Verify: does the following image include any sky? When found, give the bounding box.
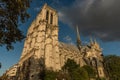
[0,0,120,76]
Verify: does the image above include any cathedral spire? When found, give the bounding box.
[94,38,97,44]
[76,25,81,50]
[76,26,81,42]
[90,36,93,44]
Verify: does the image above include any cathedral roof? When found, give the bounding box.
[59,42,80,54]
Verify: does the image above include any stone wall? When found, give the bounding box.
[59,42,86,67]
[15,57,44,80]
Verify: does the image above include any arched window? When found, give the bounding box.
[50,13,53,24]
[46,10,49,23]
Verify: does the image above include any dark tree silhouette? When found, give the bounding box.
[104,55,120,80]
[0,0,31,50]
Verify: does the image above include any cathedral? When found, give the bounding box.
[5,3,105,79]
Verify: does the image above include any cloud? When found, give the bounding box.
[58,0,120,41]
[63,35,72,42]
[63,35,74,45]
[34,7,41,12]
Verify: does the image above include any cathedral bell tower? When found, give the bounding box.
[19,3,60,70]
[42,3,60,70]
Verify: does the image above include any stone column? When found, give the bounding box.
[55,13,58,26]
[51,27,60,70]
[45,38,53,69]
[42,8,46,20]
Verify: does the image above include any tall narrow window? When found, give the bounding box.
[46,10,49,23]
[50,13,53,24]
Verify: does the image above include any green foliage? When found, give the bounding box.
[62,58,79,72]
[104,55,120,80]
[62,59,89,80]
[0,0,31,50]
[44,70,57,80]
[56,71,70,80]
[82,65,96,78]
[73,67,89,80]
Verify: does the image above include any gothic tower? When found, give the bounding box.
[19,3,60,70]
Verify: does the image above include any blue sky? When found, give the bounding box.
[0,0,120,76]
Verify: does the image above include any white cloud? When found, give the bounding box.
[64,35,72,41]
[63,35,75,45]
[34,7,41,12]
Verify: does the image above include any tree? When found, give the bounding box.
[62,58,79,72]
[73,67,89,80]
[82,65,96,79]
[104,55,120,80]
[44,70,57,80]
[56,71,70,80]
[0,0,31,50]
[62,59,89,80]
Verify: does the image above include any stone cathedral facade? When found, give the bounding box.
[19,3,60,70]
[5,4,106,79]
